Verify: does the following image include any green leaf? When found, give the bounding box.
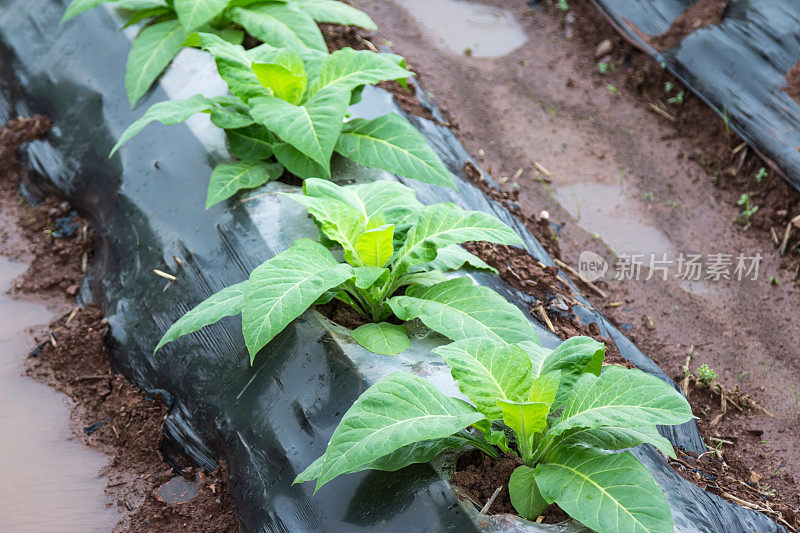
[310,48,411,95]
[242,239,354,362]
[351,322,410,356]
[356,224,394,267]
[497,399,550,437]
[414,244,496,274]
[550,366,694,437]
[559,426,676,459]
[336,114,455,188]
[209,105,256,129]
[394,203,522,271]
[433,338,531,419]
[302,178,422,228]
[273,142,331,179]
[197,33,273,102]
[125,19,187,107]
[283,194,366,263]
[292,0,377,29]
[536,447,673,533]
[251,48,307,105]
[228,4,326,52]
[298,372,485,491]
[123,6,172,29]
[110,95,215,156]
[249,87,349,168]
[395,270,449,289]
[173,0,227,31]
[226,125,275,160]
[388,278,538,344]
[295,436,462,485]
[206,161,284,208]
[154,281,248,352]
[353,266,388,289]
[527,336,605,409]
[61,0,106,23]
[509,465,548,520]
[528,371,560,405]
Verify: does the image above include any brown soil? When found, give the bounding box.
[784,60,800,106]
[317,298,373,329]
[648,0,728,51]
[360,0,800,527]
[451,449,569,523]
[0,117,239,531]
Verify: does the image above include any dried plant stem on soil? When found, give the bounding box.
[0,117,238,532]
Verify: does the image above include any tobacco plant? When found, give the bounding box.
[62,0,377,106]
[296,336,695,533]
[110,34,455,207]
[155,178,537,358]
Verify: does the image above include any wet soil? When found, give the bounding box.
[784,60,800,107]
[648,0,728,51]
[360,0,800,527]
[0,117,238,531]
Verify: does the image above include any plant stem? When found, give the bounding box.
[459,431,499,459]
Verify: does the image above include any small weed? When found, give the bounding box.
[667,200,678,208]
[755,167,767,183]
[737,193,758,228]
[643,192,655,201]
[664,81,674,93]
[711,171,719,183]
[769,276,779,286]
[738,370,748,380]
[606,84,618,94]
[556,0,570,11]
[789,385,800,407]
[696,364,718,385]
[597,61,610,74]
[667,91,685,105]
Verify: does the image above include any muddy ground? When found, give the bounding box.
[359,0,800,526]
[0,117,238,531]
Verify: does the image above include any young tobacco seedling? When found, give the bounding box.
[155,179,538,359]
[737,192,758,228]
[111,34,455,207]
[696,363,717,384]
[296,336,694,533]
[61,0,377,106]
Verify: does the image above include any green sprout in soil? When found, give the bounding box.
[737,192,758,228]
[664,81,674,93]
[667,200,678,208]
[770,276,779,286]
[606,84,618,94]
[557,0,570,11]
[643,192,655,201]
[667,90,685,105]
[696,364,718,385]
[597,61,610,74]
[712,171,719,183]
[755,167,768,183]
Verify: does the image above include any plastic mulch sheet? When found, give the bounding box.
[590,0,800,190]
[0,1,784,531]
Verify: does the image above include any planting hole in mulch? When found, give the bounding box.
[648,0,728,51]
[784,60,800,107]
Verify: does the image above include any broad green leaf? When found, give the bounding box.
[206,161,284,208]
[536,447,673,533]
[124,7,172,29]
[310,48,411,95]
[395,270,449,288]
[550,366,694,437]
[197,33,272,102]
[249,87,349,168]
[61,0,106,23]
[125,19,187,106]
[351,322,410,356]
[242,239,353,361]
[198,31,253,65]
[414,244,496,274]
[173,0,227,31]
[528,371,560,405]
[509,466,548,520]
[394,203,522,270]
[497,399,550,438]
[283,194,365,263]
[154,281,248,352]
[251,49,307,105]
[226,125,275,160]
[353,266,388,289]
[336,114,455,188]
[472,419,512,453]
[559,426,676,459]
[302,372,485,491]
[302,178,422,228]
[295,436,462,485]
[527,336,605,409]
[209,105,255,129]
[388,277,539,344]
[229,4,326,52]
[356,224,394,267]
[433,338,531,419]
[116,0,167,8]
[110,95,215,156]
[273,142,331,178]
[293,0,377,29]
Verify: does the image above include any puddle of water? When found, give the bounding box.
[400,0,528,58]
[554,181,675,259]
[0,258,116,532]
